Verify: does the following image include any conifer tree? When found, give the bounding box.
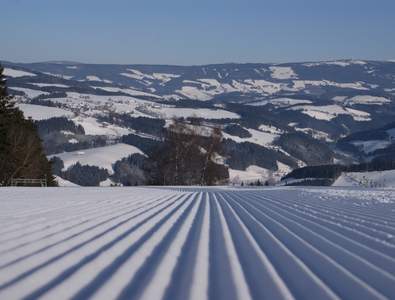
[0,65,12,161]
[0,65,56,186]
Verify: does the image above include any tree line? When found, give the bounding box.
[283,156,395,186]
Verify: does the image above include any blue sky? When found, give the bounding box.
[2,0,395,65]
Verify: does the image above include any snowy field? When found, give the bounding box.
[0,187,395,300]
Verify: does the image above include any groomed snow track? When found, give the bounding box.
[0,187,395,300]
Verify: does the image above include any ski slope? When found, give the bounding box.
[0,187,394,300]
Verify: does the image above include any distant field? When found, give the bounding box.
[0,187,394,300]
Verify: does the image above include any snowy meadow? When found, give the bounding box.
[0,187,395,300]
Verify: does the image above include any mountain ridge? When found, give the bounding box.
[4,58,393,67]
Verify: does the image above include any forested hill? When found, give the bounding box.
[2,59,395,185]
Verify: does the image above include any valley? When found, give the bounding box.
[3,60,395,186]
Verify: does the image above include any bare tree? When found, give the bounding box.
[156,118,228,186]
[200,126,223,185]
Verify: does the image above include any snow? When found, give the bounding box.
[47,92,156,118]
[291,125,333,142]
[100,178,115,187]
[303,60,368,67]
[31,83,70,88]
[332,96,348,102]
[197,78,222,86]
[292,80,369,91]
[0,187,394,299]
[269,66,298,80]
[162,94,184,101]
[176,86,213,101]
[258,124,284,135]
[17,104,74,120]
[125,69,151,79]
[276,161,292,178]
[54,175,79,187]
[289,104,371,121]
[92,86,160,98]
[229,167,268,183]
[42,91,238,121]
[3,68,36,78]
[152,73,180,83]
[176,79,239,100]
[68,138,78,144]
[324,61,353,67]
[121,69,179,83]
[73,117,132,136]
[301,187,395,204]
[249,98,312,107]
[153,107,240,120]
[49,143,144,173]
[345,95,391,106]
[224,128,279,147]
[9,87,49,99]
[239,80,283,95]
[139,195,202,300]
[229,162,291,184]
[177,79,285,100]
[43,72,73,80]
[190,195,210,300]
[333,170,395,188]
[61,130,75,136]
[85,76,111,83]
[179,79,238,99]
[213,194,252,300]
[120,72,144,80]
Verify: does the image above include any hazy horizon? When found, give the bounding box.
[2,0,395,65]
[3,58,395,67]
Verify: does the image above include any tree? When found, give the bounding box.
[157,119,200,185]
[62,163,108,186]
[200,126,223,185]
[155,119,229,185]
[112,153,159,186]
[0,65,14,158]
[0,65,56,186]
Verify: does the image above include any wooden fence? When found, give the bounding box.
[10,178,47,187]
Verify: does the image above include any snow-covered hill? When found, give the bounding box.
[0,187,394,299]
[2,59,395,185]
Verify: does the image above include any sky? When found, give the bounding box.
[2,0,395,65]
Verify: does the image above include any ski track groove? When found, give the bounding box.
[0,187,394,300]
[0,194,169,254]
[0,193,176,271]
[244,193,395,276]
[0,190,129,235]
[262,192,395,235]
[266,193,395,230]
[0,193,184,297]
[230,192,392,299]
